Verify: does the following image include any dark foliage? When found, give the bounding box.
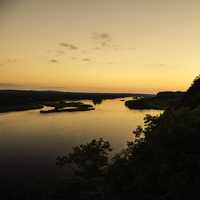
[56,138,112,199]
[56,138,112,177]
[125,91,184,110]
[57,75,200,200]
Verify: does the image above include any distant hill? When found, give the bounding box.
[125,91,185,110]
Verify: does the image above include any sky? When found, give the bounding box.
[0,0,200,93]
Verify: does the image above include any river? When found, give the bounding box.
[0,98,162,179]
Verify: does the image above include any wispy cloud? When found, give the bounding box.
[92,32,112,48]
[8,58,17,62]
[49,59,59,63]
[92,33,111,41]
[82,58,91,62]
[59,43,79,50]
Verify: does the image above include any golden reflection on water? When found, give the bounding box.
[0,98,162,170]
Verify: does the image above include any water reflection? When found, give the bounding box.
[0,98,162,177]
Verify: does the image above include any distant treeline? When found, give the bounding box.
[0,90,152,113]
[125,91,185,110]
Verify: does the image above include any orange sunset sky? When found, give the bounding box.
[0,0,200,93]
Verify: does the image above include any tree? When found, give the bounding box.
[56,138,112,178]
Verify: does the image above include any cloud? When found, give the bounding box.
[92,33,135,51]
[92,32,111,41]
[8,58,17,62]
[82,58,91,62]
[49,59,58,63]
[92,32,112,48]
[94,47,102,50]
[59,43,79,50]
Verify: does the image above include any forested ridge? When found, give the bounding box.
[56,75,200,200]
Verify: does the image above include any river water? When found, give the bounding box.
[0,98,161,179]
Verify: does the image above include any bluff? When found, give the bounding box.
[108,75,200,200]
[125,91,184,110]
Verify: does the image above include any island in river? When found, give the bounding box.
[40,101,95,113]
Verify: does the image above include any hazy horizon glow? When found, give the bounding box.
[0,0,200,93]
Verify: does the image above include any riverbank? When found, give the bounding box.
[125,91,185,110]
